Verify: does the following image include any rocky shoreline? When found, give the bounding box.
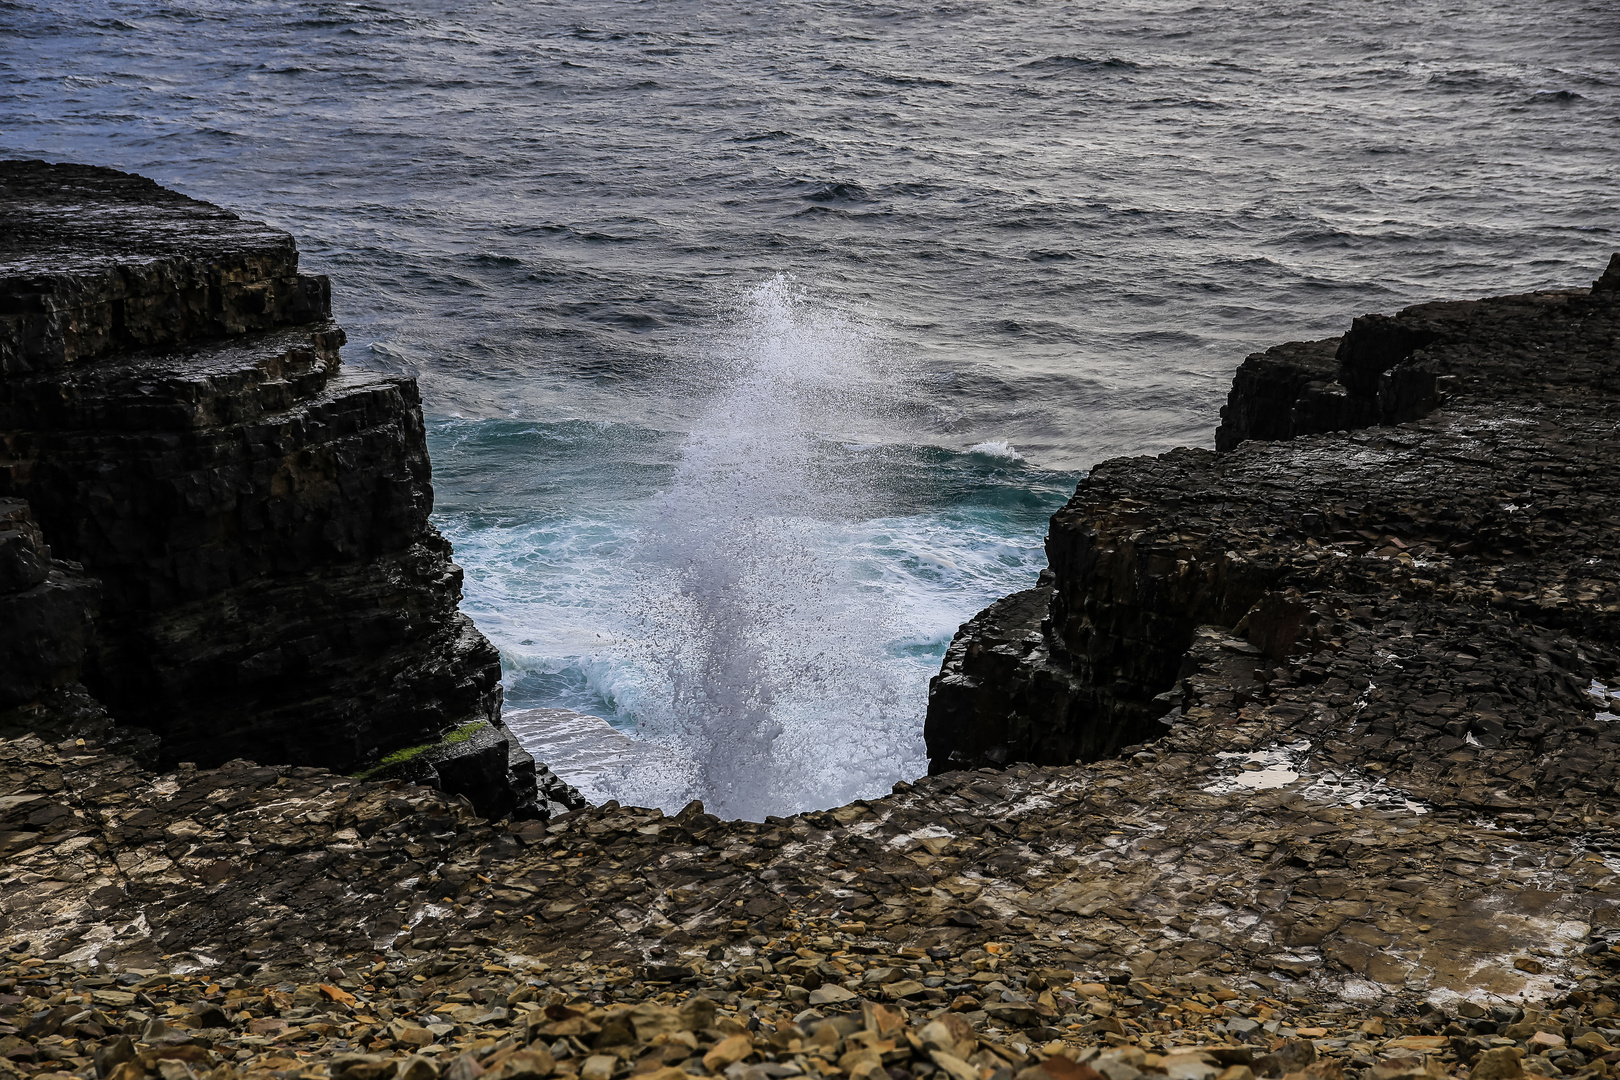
[4,163,1620,1080]
[7,945,1620,1080]
[8,725,1620,1080]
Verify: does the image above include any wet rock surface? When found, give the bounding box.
[0,161,539,815]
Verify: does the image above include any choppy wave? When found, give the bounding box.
[10,0,1615,474]
[1018,54,1142,72]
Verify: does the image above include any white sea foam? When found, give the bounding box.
[968,440,1025,461]
[431,282,1069,820]
[503,707,686,805]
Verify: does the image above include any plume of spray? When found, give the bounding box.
[619,276,922,820]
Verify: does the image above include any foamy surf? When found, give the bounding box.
[968,439,1025,461]
[503,707,690,807]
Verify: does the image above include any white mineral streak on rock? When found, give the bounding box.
[1202,738,1430,814]
[1591,679,1620,722]
[409,903,453,930]
[886,823,953,850]
[1202,740,1309,792]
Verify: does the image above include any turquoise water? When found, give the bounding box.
[431,419,1070,714]
[428,281,1080,817]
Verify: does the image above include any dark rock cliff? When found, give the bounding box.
[0,498,98,716]
[926,255,1620,796]
[0,161,582,820]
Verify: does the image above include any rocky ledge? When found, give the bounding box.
[11,711,1620,1009]
[927,256,1620,800]
[0,161,582,819]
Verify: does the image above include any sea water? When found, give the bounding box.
[430,277,1076,816]
[6,0,1617,816]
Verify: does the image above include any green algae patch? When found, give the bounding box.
[355,720,490,781]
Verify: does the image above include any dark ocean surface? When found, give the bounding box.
[5,0,1617,815]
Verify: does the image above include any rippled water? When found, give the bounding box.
[6,0,1617,814]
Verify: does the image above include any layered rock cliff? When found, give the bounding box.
[926,256,1620,807]
[0,161,582,819]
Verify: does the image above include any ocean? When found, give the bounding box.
[5,0,1616,817]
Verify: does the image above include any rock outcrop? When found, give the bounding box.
[926,259,1620,791]
[0,161,579,819]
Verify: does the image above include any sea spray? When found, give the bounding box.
[620,276,919,819]
[426,301,1074,818]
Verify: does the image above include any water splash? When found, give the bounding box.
[968,440,1025,462]
[619,276,919,819]
[426,292,1074,819]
